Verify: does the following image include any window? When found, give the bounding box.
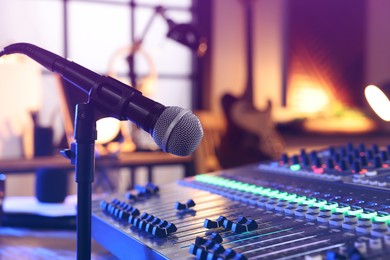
[1,0,206,145]
[0,0,199,111]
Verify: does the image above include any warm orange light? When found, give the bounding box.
[303,115,376,134]
[364,84,390,121]
[290,84,330,114]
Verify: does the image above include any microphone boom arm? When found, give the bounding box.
[0,43,165,133]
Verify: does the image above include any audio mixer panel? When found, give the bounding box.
[92,143,390,259]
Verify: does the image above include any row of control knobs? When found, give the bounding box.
[204,216,258,233]
[100,198,140,220]
[327,235,390,259]
[100,198,177,237]
[189,234,247,260]
[280,143,390,172]
[126,182,159,200]
[129,212,177,237]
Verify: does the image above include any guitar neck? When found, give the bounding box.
[242,0,255,104]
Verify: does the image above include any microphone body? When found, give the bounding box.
[1,43,203,156]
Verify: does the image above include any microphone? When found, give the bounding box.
[0,43,203,156]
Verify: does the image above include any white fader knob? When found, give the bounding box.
[354,239,367,254]
[384,234,390,246]
[369,237,382,251]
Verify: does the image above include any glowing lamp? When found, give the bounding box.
[364,84,390,121]
[95,117,121,144]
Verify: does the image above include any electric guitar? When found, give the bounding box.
[217,0,285,169]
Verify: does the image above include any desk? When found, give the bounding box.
[0,152,193,189]
[0,227,117,259]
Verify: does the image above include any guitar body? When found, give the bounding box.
[218,94,273,169]
[217,0,285,169]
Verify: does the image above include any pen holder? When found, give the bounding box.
[33,126,53,157]
[33,127,68,203]
[35,168,68,203]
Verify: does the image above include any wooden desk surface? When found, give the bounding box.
[0,152,192,174]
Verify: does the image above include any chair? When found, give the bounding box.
[193,111,226,174]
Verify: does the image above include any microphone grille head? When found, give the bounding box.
[152,107,203,156]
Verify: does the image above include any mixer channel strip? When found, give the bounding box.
[92,143,390,259]
[260,143,390,190]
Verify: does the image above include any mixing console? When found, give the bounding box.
[92,143,390,259]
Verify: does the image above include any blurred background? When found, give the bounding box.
[1,0,390,199]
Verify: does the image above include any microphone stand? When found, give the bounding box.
[62,102,97,260]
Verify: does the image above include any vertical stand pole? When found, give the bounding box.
[73,103,96,260]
